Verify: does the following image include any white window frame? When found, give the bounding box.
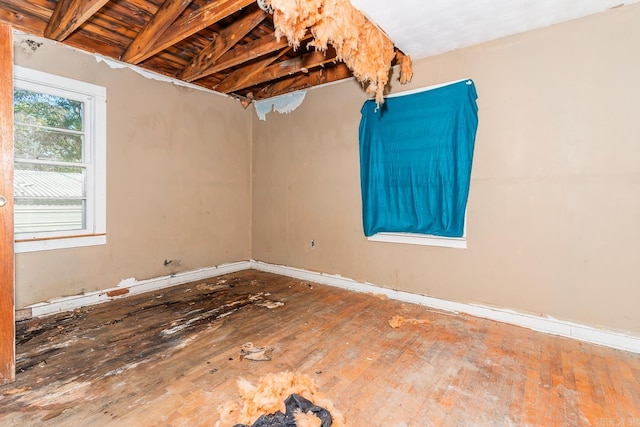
[13,66,106,253]
[367,214,467,249]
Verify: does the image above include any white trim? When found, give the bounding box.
[20,259,640,354]
[13,66,107,252]
[250,261,640,354]
[13,65,106,98]
[368,232,467,249]
[26,261,251,317]
[15,234,106,253]
[385,78,470,99]
[367,209,468,249]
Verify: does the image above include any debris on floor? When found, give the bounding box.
[240,343,274,361]
[294,406,324,427]
[256,300,285,309]
[250,292,285,309]
[196,283,228,292]
[235,394,330,427]
[216,371,346,427]
[388,315,430,329]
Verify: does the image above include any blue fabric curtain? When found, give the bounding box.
[359,80,478,238]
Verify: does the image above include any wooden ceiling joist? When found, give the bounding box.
[178,7,267,82]
[202,32,313,78]
[131,0,255,64]
[214,46,291,94]
[251,62,353,101]
[44,0,111,41]
[216,48,338,94]
[254,63,352,100]
[0,0,405,104]
[121,0,192,63]
[0,0,51,35]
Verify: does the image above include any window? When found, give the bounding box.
[13,66,106,253]
[359,79,478,249]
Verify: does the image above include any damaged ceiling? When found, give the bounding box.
[0,0,638,105]
[1,0,406,104]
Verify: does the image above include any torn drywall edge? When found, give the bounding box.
[11,30,228,99]
[249,260,640,354]
[254,90,306,120]
[26,261,251,318]
[13,30,357,104]
[93,55,229,98]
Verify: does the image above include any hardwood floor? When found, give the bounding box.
[0,270,638,426]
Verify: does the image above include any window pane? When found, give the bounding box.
[14,164,86,233]
[14,124,83,162]
[15,199,85,233]
[14,89,83,131]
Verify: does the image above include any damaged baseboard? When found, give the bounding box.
[19,259,640,354]
[24,261,252,319]
[250,260,640,354]
[15,308,33,322]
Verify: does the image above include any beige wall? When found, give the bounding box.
[251,5,640,334]
[11,5,640,335]
[13,37,252,307]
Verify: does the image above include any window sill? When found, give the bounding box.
[367,232,467,249]
[15,234,106,253]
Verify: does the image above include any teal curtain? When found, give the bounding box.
[359,80,478,238]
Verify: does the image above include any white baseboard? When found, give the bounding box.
[250,260,640,354]
[26,261,252,318]
[22,259,640,354]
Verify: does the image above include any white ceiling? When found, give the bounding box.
[350,0,640,60]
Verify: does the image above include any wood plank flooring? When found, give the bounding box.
[0,270,639,426]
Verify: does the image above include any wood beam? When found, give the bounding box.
[131,0,255,64]
[121,0,193,63]
[217,48,338,94]
[252,63,352,100]
[178,8,266,82]
[0,22,15,385]
[0,0,50,35]
[204,32,313,76]
[213,47,291,94]
[44,0,110,41]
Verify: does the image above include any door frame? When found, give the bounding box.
[0,23,15,384]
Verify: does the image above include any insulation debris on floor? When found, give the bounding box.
[216,371,346,427]
[265,0,413,103]
[388,315,430,328]
[2,270,638,426]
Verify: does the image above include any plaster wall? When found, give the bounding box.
[251,5,640,334]
[14,37,252,307]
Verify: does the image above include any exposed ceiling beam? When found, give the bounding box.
[121,0,192,63]
[131,0,255,64]
[253,63,352,100]
[214,47,292,94]
[178,7,266,82]
[204,32,313,77]
[218,48,338,94]
[0,0,49,35]
[44,0,110,41]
